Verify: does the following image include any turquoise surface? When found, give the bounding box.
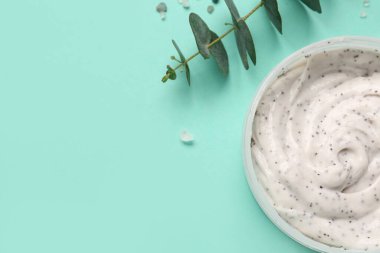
[0,0,378,252]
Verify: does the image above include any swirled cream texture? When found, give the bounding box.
[252,48,380,250]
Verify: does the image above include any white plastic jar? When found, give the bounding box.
[243,36,380,253]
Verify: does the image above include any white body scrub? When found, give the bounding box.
[252,48,380,250]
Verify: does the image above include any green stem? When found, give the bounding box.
[162,0,264,81]
[174,51,200,71]
[242,0,264,21]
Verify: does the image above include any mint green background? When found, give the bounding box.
[0,1,378,252]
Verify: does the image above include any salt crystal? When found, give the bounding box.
[207,5,214,14]
[180,131,194,144]
[178,0,190,9]
[156,2,167,12]
[363,0,370,7]
[159,12,166,20]
[182,0,190,9]
[360,11,367,18]
[156,2,167,20]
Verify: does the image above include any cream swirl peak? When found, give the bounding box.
[252,48,380,250]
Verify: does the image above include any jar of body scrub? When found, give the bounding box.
[244,36,380,253]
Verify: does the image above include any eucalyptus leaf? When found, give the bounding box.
[224,0,247,69]
[224,0,240,22]
[263,0,282,34]
[224,0,256,69]
[209,31,229,75]
[237,20,256,65]
[166,65,176,80]
[189,13,211,59]
[172,40,190,85]
[299,0,322,13]
[184,63,190,85]
[234,27,249,69]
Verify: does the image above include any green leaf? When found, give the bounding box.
[224,0,247,69]
[188,12,230,77]
[224,0,240,21]
[299,0,322,13]
[161,75,169,83]
[162,65,176,83]
[189,13,211,59]
[224,0,256,69]
[263,0,282,34]
[166,65,176,80]
[209,31,229,75]
[172,40,190,85]
[233,25,248,69]
[237,20,256,66]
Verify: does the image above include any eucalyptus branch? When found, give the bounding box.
[162,1,263,83]
[242,0,265,21]
[161,0,322,85]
